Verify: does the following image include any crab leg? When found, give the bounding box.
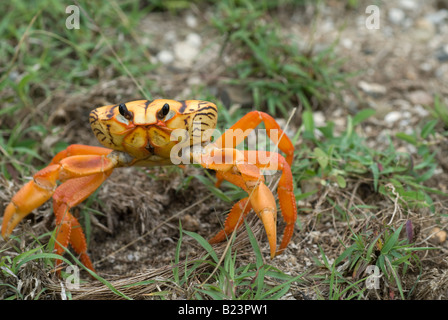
[52,172,114,271]
[211,151,296,256]
[2,145,115,271]
[49,144,112,164]
[213,111,295,166]
[244,151,297,255]
[198,149,278,258]
[208,197,252,244]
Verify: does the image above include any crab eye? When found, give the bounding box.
[157,103,170,119]
[118,103,133,120]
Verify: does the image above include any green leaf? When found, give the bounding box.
[366,233,383,263]
[313,147,328,169]
[336,175,346,188]
[183,230,219,264]
[381,224,404,255]
[370,163,380,192]
[244,220,263,268]
[334,245,356,265]
[420,119,438,139]
[396,132,417,145]
[352,108,375,126]
[302,110,315,139]
[173,221,183,284]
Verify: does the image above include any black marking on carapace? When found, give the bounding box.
[89,110,99,125]
[197,106,218,114]
[192,114,214,128]
[197,101,212,109]
[195,112,216,120]
[104,123,116,146]
[105,105,118,120]
[143,100,153,116]
[183,115,191,127]
[178,100,188,113]
[93,128,107,142]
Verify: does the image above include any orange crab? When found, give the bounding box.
[1,99,296,272]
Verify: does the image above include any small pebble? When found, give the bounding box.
[358,81,387,97]
[384,111,402,123]
[157,50,174,65]
[431,227,447,244]
[388,8,406,25]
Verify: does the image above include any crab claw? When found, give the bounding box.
[2,166,60,239]
[250,183,277,259]
[258,210,277,259]
[2,147,115,273]
[2,189,46,239]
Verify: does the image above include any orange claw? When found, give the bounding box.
[1,145,115,272]
[245,151,297,256]
[199,110,297,258]
[206,159,279,258]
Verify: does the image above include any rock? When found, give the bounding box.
[313,111,326,127]
[414,104,430,117]
[436,44,448,62]
[414,18,436,40]
[384,111,402,124]
[181,214,200,232]
[341,38,353,50]
[399,0,419,10]
[186,33,202,47]
[407,90,434,106]
[419,61,434,72]
[392,99,412,111]
[174,33,202,67]
[164,30,177,44]
[425,9,448,25]
[358,81,387,97]
[435,64,448,80]
[157,50,174,65]
[388,8,406,25]
[185,14,198,28]
[431,227,447,244]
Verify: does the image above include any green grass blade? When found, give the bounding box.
[244,220,263,268]
[183,230,219,264]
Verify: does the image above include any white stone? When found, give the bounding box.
[399,0,418,10]
[425,9,448,25]
[414,105,430,117]
[388,8,406,25]
[341,38,353,49]
[185,14,198,28]
[157,50,174,65]
[174,41,199,66]
[358,81,387,96]
[384,111,402,123]
[313,111,326,127]
[186,33,202,47]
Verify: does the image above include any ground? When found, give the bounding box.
[0,0,447,300]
